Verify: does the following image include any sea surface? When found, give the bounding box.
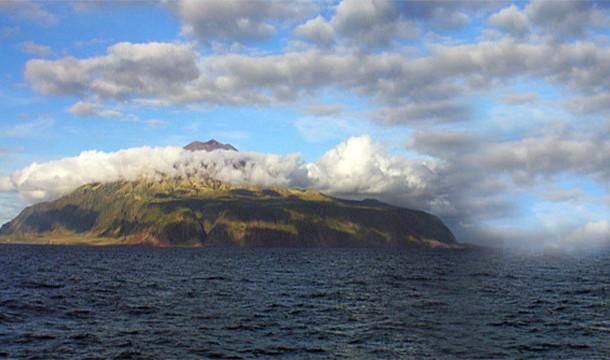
[0,245,609,359]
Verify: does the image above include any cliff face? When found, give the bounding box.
[0,177,458,247]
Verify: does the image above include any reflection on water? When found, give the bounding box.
[0,245,609,359]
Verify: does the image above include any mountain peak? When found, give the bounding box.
[184,139,238,152]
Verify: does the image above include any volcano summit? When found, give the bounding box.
[0,141,458,248]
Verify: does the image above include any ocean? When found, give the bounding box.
[0,245,609,359]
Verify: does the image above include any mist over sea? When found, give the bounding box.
[1,245,609,359]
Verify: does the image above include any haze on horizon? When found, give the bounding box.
[0,0,609,250]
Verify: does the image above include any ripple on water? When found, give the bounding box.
[0,245,608,359]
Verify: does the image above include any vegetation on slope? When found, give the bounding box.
[0,177,458,247]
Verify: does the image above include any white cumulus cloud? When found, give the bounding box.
[2,136,434,210]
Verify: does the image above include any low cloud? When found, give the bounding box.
[560,220,610,250]
[306,136,435,206]
[406,126,610,249]
[1,135,607,250]
[0,177,14,192]
[2,136,433,209]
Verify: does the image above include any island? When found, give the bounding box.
[0,141,459,248]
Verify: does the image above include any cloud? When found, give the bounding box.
[0,177,14,192]
[19,41,52,56]
[2,134,608,250]
[25,42,199,99]
[169,0,316,44]
[406,130,480,158]
[565,93,610,115]
[306,136,434,204]
[487,4,529,36]
[67,101,121,118]
[395,1,486,28]
[560,220,610,250]
[329,0,416,48]
[71,0,150,12]
[404,125,610,247]
[370,100,471,125]
[66,103,167,128]
[542,188,582,202]
[488,1,610,38]
[500,92,539,105]
[24,38,610,123]
[1,136,434,211]
[0,0,57,26]
[294,15,335,47]
[409,128,610,184]
[295,0,499,48]
[525,0,610,37]
[302,103,344,116]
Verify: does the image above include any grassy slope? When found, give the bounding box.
[0,177,459,247]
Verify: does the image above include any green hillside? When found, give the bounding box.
[0,177,458,247]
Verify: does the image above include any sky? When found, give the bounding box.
[0,0,609,250]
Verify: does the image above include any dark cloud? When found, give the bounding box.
[370,101,471,125]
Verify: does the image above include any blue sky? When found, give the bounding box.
[1,0,610,249]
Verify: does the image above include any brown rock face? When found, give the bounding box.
[184,140,238,152]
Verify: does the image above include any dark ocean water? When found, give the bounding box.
[0,245,609,359]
